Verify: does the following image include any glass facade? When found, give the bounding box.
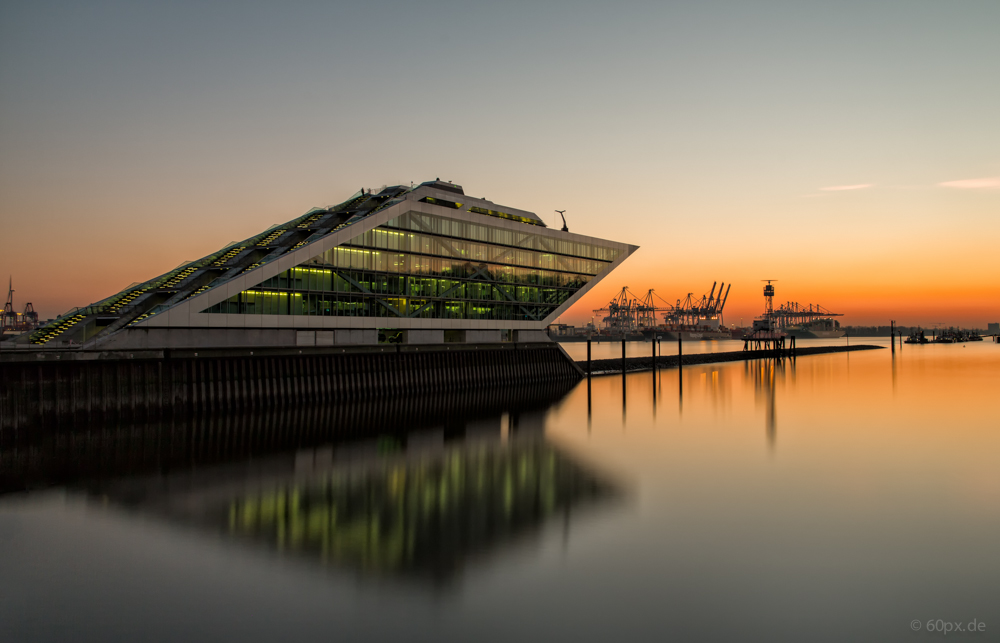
[202,211,621,322]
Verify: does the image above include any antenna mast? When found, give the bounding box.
[555,210,568,232]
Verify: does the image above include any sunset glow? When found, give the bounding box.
[1,1,997,329]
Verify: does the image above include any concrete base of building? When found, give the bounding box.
[0,343,584,433]
[465,330,502,343]
[402,329,443,344]
[69,326,553,351]
[296,329,377,346]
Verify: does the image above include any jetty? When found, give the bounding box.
[579,344,884,375]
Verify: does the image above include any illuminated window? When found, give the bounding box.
[203,211,619,320]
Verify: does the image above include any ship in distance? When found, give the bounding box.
[783,316,845,339]
[929,328,983,344]
[748,281,845,340]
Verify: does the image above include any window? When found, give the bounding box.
[203,211,618,320]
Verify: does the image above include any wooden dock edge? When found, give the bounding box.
[578,344,885,375]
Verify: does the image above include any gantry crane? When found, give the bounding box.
[594,282,730,334]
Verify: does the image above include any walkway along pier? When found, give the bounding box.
[580,344,884,376]
[0,342,583,434]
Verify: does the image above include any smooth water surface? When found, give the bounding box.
[1,340,997,642]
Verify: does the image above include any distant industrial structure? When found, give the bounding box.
[590,282,731,339]
[751,280,844,339]
[1,278,40,336]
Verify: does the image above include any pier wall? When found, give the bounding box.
[0,378,576,492]
[0,343,582,434]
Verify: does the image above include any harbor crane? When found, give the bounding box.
[2,278,40,333]
[663,281,730,327]
[592,287,655,335]
[593,282,730,334]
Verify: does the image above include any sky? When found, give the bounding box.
[1,0,998,327]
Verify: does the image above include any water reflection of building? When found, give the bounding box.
[89,432,616,584]
[218,436,614,581]
[0,381,576,492]
[1,380,617,583]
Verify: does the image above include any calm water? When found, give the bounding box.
[1,339,998,642]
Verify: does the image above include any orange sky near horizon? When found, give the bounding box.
[3,177,997,329]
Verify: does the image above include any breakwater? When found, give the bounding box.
[0,343,582,434]
[579,344,884,375]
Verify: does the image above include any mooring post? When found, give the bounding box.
[652,334,656,371]
[891,320,895,354]
[621,335,626,374]
[587,337,592,377]
[677,333,682,367]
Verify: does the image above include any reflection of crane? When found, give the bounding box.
[555,210,568,232]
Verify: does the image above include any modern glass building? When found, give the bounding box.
[24,181,636,349]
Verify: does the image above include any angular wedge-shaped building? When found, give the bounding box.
[23,181,636,349]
